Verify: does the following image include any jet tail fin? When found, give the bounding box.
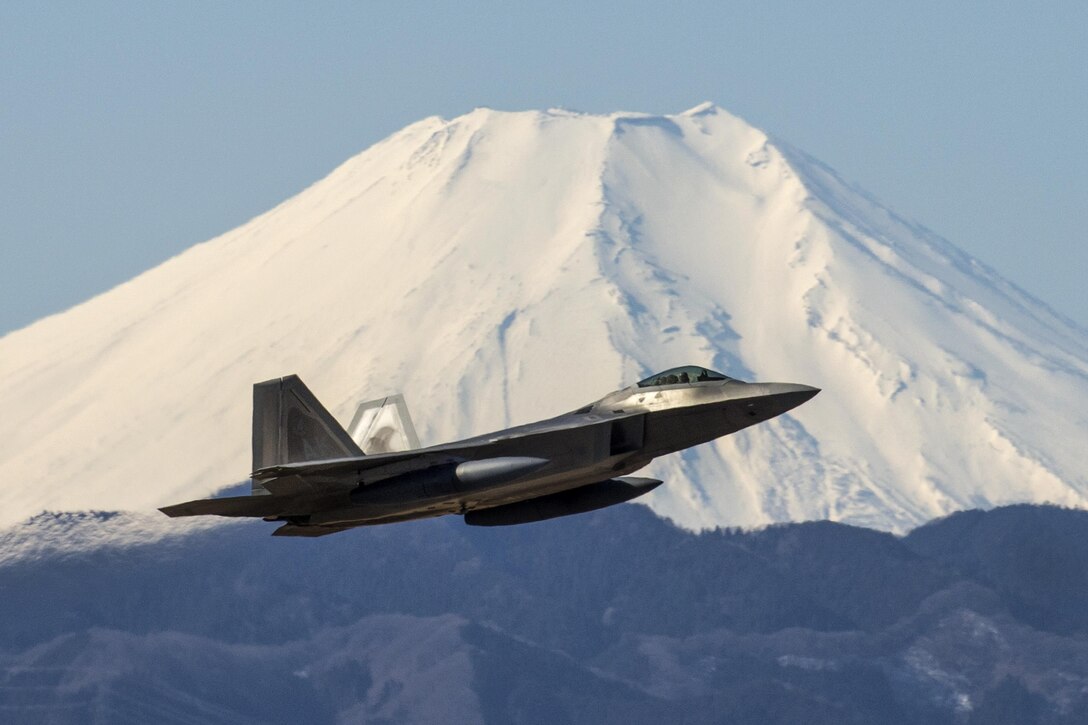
[252,375,364,478]
[347,393,421,454]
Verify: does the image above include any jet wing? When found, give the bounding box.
[164,452,464,522]
[463,476,663,526]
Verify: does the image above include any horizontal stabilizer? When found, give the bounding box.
[272,522,356,537]
[159,494,289,519]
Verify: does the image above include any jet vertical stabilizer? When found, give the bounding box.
[347,394,420,454]
[251,376,363,493]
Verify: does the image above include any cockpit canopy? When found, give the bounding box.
[636,366,739,388]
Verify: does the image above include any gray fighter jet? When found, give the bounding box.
[160,366,818,536]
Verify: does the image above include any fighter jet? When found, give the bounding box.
[160,366,818,536]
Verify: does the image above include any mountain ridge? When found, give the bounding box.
[3,503,1088,723]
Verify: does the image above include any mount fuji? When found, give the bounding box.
[2,103,1086,536]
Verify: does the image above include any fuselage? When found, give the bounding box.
[161,365,820,535]
[299,378,818,527]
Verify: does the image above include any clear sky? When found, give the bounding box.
[2,1,1085,335]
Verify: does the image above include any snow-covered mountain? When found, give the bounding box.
[1,103,1086,533]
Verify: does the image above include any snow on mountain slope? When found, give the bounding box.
[1,103,1085,534]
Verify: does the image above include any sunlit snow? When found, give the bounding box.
[1,104,1085,536]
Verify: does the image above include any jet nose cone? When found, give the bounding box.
[771,382,820,406]
[776,383,821,403]
[745,383,820,422]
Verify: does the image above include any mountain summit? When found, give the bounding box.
[1,104,1086,532]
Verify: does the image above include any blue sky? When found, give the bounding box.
[2,1,1085,334]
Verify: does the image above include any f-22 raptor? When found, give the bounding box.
[161,366,819,536]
